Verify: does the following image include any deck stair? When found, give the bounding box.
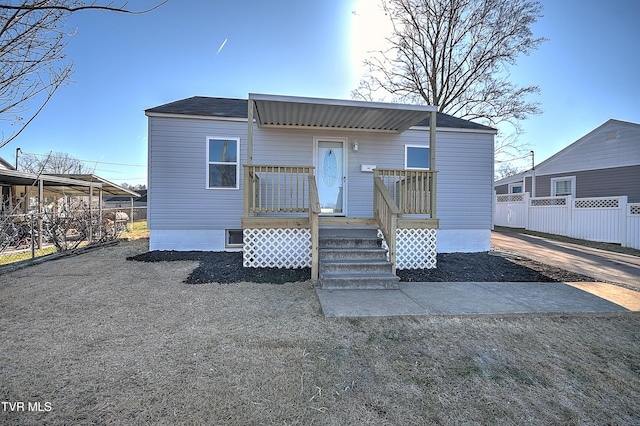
[318,226,400,290]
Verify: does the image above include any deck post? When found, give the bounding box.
[247,99,254,166]
[308,174,320,281]
[429,110,437,219]
[244,100,255,218]
[243,167,250,217]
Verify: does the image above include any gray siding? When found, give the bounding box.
[149,117,495,232]
[537,120,640,175]
[527,165,640,202]
[495,184,508,195]
[437,131,494,230]
[148,116,246,230]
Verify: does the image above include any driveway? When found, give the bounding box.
[491,229,640,290]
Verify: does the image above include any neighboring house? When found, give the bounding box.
[495,119,640,202]
[145,93,496,277]
[0,156,15,212]
[104,189,147,208]
[0,156,14,171]
[105,189,147,221]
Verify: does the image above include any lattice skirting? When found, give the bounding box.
[243,228,311,268]
[378,228,437,269]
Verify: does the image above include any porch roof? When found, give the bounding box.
[249,93,436,133]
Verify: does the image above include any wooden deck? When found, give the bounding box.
[242,165,439,279]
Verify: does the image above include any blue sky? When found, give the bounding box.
[0,0,638,185]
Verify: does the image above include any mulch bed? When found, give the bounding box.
[127,250,596,285]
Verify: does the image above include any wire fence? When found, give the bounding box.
[0,207,147,266]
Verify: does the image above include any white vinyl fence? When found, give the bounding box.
[494,193,529,228]
[494,194,640,249]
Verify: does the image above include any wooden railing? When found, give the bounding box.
[373,176,400,274]
[244,165,314,216]
[373,169,437,217]
[308,175,320,280]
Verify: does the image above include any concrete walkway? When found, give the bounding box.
[316,230,640,318]
[316,281,630,318]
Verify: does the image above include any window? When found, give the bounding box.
[207,138,239,189]
[405,145,430,169]
[226,229,243,247]
[551,176,575,197]
[509,183,523,194]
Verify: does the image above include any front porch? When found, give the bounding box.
[241,164,439,280]
[241,94,440,281]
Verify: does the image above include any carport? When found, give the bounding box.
[0,169,139,247]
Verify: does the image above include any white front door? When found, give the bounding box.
[315,138,346,215]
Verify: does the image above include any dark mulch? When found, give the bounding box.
[127,250,596,285]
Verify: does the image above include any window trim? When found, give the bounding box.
[404,144,430,170]
[206,137,240,190]
[225,229,243,248]
[508,182,524,194]
[551,176,576,197]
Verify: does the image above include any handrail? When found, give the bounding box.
[308,175,321,215]
[308,175,320,280]
[373,176,399,274]
[374,168,437,217]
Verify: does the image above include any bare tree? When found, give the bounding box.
[495,162,523,180]
[0,0,167,149]
[19,150,89,174]
[353,0,546,159]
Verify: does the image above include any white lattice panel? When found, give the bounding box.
[630,204,640,215]
[531,197,567,206]
[574,198,619,209]
[378,228,437,270]
[497,194,524,203]
[243,228,310,268]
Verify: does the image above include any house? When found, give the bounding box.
[145,94,496,279]
[0,156,14,170]
[495,119,640,202]
[0,156,15,211]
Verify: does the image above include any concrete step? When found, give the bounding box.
[320,273,400,290]
[320,259,393,275]
[319,247,388,261]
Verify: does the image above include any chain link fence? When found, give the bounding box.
[0,206,146,266]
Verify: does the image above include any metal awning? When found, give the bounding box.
[0,169,101,196]
[50,174,140,197]
[249,93,436,133]
[0,170,139,197]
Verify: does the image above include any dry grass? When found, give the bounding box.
[119,220,149,240]
[1,239,639,425]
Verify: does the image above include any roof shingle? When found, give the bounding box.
[145,96,495,131]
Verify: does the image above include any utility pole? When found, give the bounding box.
[530,150,536,198]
